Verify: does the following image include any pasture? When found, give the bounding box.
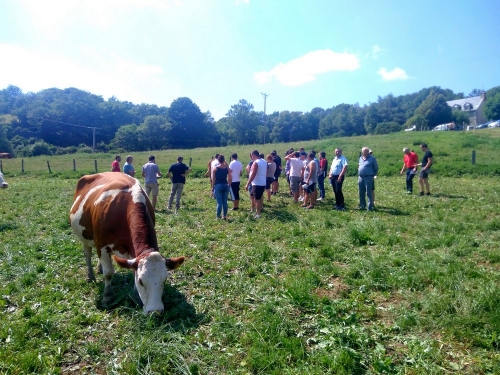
[1,130,500,374]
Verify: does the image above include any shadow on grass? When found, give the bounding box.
[94,271,205,331]
[372,205,411,216]
[431,193,468,199]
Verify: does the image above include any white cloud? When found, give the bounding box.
[377,67,409,81]
[0,43,164,103]
[255,49,360,86]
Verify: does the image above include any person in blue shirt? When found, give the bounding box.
[358,147,379,211]
[122,155,136,177]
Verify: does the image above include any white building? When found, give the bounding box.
[446,92,487,127]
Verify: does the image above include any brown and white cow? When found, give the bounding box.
[0,153,12,159]
[70,172,185,314]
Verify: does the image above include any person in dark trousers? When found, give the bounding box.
[400,148,418,193]
[329,148,348,210]
[358,147,378,211]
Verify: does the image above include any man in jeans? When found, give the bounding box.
[167,156,191,211]
[400,148,418,194]
[329,148,348,210]
[358,147,378,211]
[142,155,162,211]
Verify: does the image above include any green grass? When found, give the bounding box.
[1,132,500,374]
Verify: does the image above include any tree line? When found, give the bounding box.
[1,84,500,157]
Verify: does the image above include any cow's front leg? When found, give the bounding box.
[83,244,96,282]
[99,250,115,306]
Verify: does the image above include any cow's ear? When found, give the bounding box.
[113,255,138,270]
[165,256,185,270]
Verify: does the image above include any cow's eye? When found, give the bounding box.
[139,278,144,287]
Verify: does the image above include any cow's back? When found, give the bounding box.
[70,172,156,256]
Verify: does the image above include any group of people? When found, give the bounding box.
[111,154,191,212]
[110,142,433,218]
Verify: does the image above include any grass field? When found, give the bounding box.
[1,130,500,374]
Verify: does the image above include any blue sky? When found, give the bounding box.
[1,0,499,120]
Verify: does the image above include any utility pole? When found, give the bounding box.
[261,92,269,144]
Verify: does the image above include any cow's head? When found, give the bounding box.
[112,252,185,314]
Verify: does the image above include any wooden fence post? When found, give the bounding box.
[73,159,76,171]
[472,150,476,165]
[22,159,24,173]
[47,161,52,173]
[95,160,98,173]
[189,157,192,167]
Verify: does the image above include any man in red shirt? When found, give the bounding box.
[400,148,418,193]
[111,155,121,172]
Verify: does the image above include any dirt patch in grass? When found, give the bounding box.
[314,275,350,299]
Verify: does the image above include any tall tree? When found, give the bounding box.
[413,92,452,128]
[483,92,500,121]
[168,97,218,148]
[137,116,171,151]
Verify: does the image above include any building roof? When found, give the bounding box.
[446,95,484,111]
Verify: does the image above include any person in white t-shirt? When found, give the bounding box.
[245,149,267,218]
[229,153,243,210]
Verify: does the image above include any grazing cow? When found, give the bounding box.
[0,153,12,159]
[70,172,185,314]
[0,172,8,188]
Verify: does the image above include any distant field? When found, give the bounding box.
[1,155,499,373]
[1,128,500,177]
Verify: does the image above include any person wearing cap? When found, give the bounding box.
[123,155,135,177]
[166,156,191,211]
[400,148,419,194]
[142,155,162,211]
[358,147,378,211]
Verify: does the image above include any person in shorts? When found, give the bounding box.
[418,143,433,196]
[245,150,267,218]
[285,151,305,203]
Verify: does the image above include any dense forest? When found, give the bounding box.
[1,84,500,157]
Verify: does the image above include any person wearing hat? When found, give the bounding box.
[358,147,378,211]
[400,148,419,194]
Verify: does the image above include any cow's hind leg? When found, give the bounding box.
[99,250,115,306]
[83,244,96,282]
